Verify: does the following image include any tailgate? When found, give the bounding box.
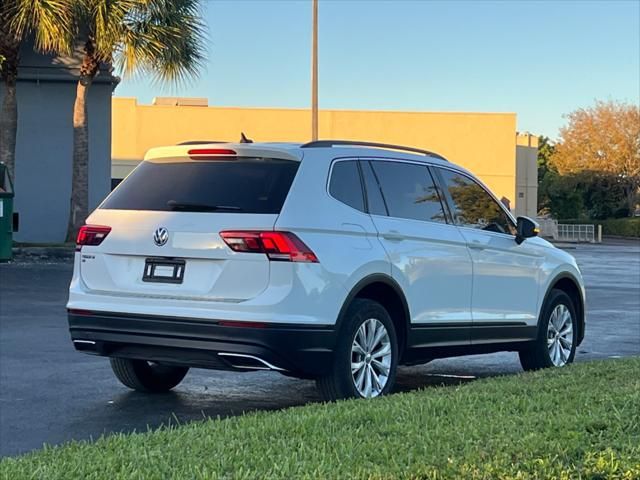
[79,210,278,301]
[78,154,300,302]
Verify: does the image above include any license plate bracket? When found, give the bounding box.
[143,258,185,284]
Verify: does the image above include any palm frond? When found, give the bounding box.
[113,0,207,84]
[7,0,75,54]
[86,0,134,62]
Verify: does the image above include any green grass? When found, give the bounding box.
[2,358,639,480]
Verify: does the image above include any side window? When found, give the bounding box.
[437,168,516,235]
[329,160,365,212]
[361,161,388,216]
[370,161,447,223]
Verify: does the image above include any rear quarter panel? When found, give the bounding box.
[275,152,390,325]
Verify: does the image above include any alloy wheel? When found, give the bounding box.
[351,318,392,398]
[547,304,573,366]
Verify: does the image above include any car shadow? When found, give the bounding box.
[59,363,503,446]
[393,366,479,393]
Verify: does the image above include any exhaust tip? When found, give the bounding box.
[73,339,98,352]
[218,353,284,371]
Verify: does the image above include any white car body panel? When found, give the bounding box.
[457,226,543,326]
[77,210,276,302]
[371,215,473,326]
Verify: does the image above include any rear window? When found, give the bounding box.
[329,160,365,212]
[101,158,299,214]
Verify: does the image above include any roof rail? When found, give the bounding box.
[177,140,225,146]
[300,140,446,160]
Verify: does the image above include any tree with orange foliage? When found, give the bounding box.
[551,101,640,216]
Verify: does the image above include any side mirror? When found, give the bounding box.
[515,216,539,245]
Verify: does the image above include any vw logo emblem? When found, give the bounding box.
[153,227,169,247]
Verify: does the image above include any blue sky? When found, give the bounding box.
[116,0,640,138]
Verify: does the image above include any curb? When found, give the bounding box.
[10,246,75,262]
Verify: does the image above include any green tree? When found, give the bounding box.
[66,0,206,241]
[541,172,584,220]
[537,135,555,183]
[551,100,640,216]
[580,172,630,219]
[0,0,73,183]
[536,135,557,214]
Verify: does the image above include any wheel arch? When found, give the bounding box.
[543,273,585,345]
[336,274,411,357]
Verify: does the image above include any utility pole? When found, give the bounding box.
[311,0,318,141]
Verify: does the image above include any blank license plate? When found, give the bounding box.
[143,258,185,284]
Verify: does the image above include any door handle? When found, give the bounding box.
[382,231,403,241]
[468,241,486,250]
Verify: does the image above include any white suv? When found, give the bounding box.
[68,140,585,400]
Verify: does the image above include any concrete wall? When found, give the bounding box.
[112,98,519,208]
[515,133,539,218]
[0,42,116,242]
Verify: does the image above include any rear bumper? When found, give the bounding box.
[68,311,337,377]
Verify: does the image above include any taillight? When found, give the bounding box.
[188,148,237,160]
[76,225,111,251]
[220,231,319,263]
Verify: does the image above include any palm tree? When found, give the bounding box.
[66,0,206,241]
[0,0,73,183]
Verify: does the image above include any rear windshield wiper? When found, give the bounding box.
[167,200,242,212]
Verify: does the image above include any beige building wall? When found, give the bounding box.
[515,133,539,218]
[112,98,520,210]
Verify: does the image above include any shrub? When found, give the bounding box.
[598,218,640,237]
[559,218,640,237]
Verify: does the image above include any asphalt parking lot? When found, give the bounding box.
[1,239,639,457]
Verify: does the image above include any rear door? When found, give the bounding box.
[363,159,473,346]
[79,156,299,302]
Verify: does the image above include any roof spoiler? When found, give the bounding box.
[177,140,225,146]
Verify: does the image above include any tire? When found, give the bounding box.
[110,358,189,392]
[519,289,578,371]
[317,299,398,401]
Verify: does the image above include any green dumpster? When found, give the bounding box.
[0,163,16,261]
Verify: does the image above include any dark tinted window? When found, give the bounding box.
[111,178,123,191]
[329,161,365,211]
[371,161,446,223]
[437,168,515,235]
[101,158,298,214]
[361,161,388,216]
